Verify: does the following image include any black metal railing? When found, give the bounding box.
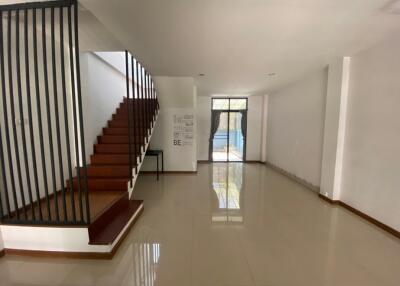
[0,0,90,225]
[124,51,159,186]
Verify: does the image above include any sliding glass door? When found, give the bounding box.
[209,98,247,162]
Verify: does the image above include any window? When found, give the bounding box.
[212,98,247,110]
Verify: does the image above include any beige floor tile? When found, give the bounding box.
[1,163,400,286]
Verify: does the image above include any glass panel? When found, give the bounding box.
[229,99,247,110]
[228,112,244,161]
[212,112,228,161]
[212,99,229,110]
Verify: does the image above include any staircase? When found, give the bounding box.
[78,97,157,246]
[0,1,160,258]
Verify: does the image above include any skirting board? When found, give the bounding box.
[265,161,320,192]
[318,194,400,240]
[197,160,263,164]
[140,171,197,174]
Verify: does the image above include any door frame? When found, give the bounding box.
[209,98,248,162]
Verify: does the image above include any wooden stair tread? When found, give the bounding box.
[89,199,143,245]
[68,177,130,191]
[82,165,131,177]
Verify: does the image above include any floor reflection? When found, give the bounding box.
[211,163,244,224]
[132,242,161,286]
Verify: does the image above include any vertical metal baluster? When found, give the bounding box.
[131,55,138,174]
[149,74,154,121]
[16,8,34,219]
[8,10,27,219]
[42,7,59,222]
[0,126,6,218]
[140,66,146,143]
[74,2,90,224]
[60,6,75,223]
[152,78,155,119]
[145,71,149,131]
[33,8,51,220]
[0,10,13,218]
[136,60,143,162]
[68,5,83,222]
[146,71,150,134]
[51,7,67,222]
[146,71,150,133]
[144,71,148,130]
[153,79,157,118]
[125,51,132,186]
[25,8,42,221]
[147,73,151,128]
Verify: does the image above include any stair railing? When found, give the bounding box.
[124,51,159,187]
[0,0,90,225]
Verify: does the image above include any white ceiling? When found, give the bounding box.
[25,1,400,95]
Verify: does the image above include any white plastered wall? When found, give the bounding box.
[339,36,400,231]
[266,69,328,187]
[141,76,197,172]
[80,52,126,161]
[320,58,350,200]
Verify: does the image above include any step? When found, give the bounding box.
[89,197,144,245]
[88,192,129,243]
[91,154,138,165]
[67,178,129,191]
[98,135,145,144]
[103,127,146,136]
[108,120,151,128]
[112,113,149,122]
[80,165,132,178]
[115,108,156,116]
[94,144,142,154]
[120,100,156,107]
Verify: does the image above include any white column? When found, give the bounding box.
[260,94,269,162]
[0,227,5,253]
[320,57,350,200]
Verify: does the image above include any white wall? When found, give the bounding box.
[340,36,400,231]
[266,69,328,187]
[80,52,126,160]
[0,228,4,252]
[260,94,269,162]
[247,96,263,161]
[141,77,197,172]
[320,58,350,200]
[196,96,211,161]
[196,95,263,161]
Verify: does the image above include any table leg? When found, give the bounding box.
[156,154,159,181]
[161,151,164,173]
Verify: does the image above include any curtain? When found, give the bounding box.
[209,110,222,160]
[240,110,247,161]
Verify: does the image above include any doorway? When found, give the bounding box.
[209,98,247,162]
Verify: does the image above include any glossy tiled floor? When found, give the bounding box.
[1,163,400,286]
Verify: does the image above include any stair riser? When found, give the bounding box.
[108,121,151,128]
[98,135,145,144]
[67,180,128,191]
[80,167,131,178]
[95,145,141,154]
[103,127,146,136]
[112,114,150,122]
[91,154,138,165]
